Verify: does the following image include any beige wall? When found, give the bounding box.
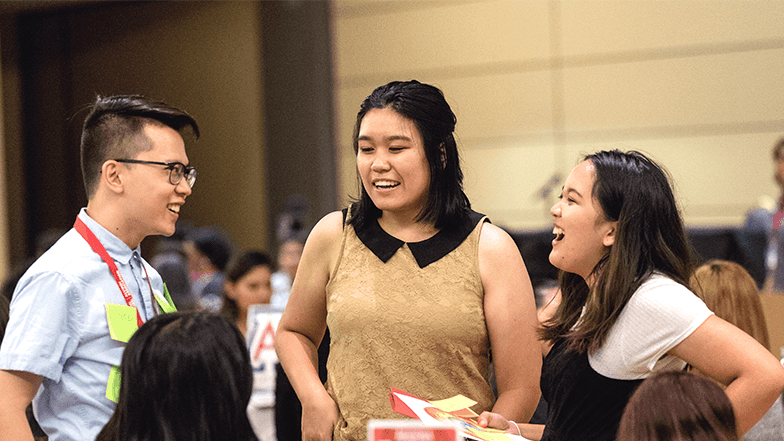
[331,0,784,230]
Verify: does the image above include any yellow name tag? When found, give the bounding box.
[105,303,138,343]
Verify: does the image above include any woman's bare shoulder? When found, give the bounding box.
[308,210,345,241]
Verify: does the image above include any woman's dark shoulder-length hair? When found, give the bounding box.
[219,250,273,324]
[96,311,256,441]
[349,80,470,230]
[540,149,697,353]
[616,370,738,441]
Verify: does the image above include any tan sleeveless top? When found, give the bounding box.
[325,208,495,441]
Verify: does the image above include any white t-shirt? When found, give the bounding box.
[589,273,714,380]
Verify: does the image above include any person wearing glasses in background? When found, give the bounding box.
[0,95,199,441]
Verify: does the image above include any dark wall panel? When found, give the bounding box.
[260,1,337,251]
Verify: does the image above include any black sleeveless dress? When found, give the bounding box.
[540,339,643,441]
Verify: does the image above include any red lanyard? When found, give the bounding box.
[74,217,149,327]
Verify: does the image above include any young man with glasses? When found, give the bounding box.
[0,95,199,441]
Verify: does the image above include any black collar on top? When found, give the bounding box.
[342,208,486,268]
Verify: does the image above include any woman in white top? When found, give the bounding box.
[479,149,784,441]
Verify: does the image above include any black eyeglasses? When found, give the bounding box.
[114,159,198,188]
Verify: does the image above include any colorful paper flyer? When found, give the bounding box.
[389,388,532,441]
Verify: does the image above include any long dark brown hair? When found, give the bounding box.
[540,150,697,353]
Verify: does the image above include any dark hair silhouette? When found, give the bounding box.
[80,94,199,198]
[541,150,696,353]
[96,312,256,441]
[349,80,470,230]
[617,370,738,441]
[189,226,233,272]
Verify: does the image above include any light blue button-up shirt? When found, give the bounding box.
[0,208,164,440]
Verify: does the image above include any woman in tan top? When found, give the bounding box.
[275,80,542,441]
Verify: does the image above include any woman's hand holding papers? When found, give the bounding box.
[477,411,544,441]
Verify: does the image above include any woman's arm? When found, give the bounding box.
[668,314,784,436]
[479,223,542,424]
[476,287,560,440]
[274,211,344,441]
[0,370,41,441]
[476,411,545,441]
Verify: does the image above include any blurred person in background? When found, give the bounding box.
[219,250,274,337]
[218,250,277,441]
[270,236,305,311]
[744,136,784,292]
[150,221,196,311]
[184,226,232,312]
[691,259,784,441]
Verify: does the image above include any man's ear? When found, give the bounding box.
[101,160,124,194]
[602,221,617,247]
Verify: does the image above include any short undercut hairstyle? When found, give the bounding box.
[80,95,199,199]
